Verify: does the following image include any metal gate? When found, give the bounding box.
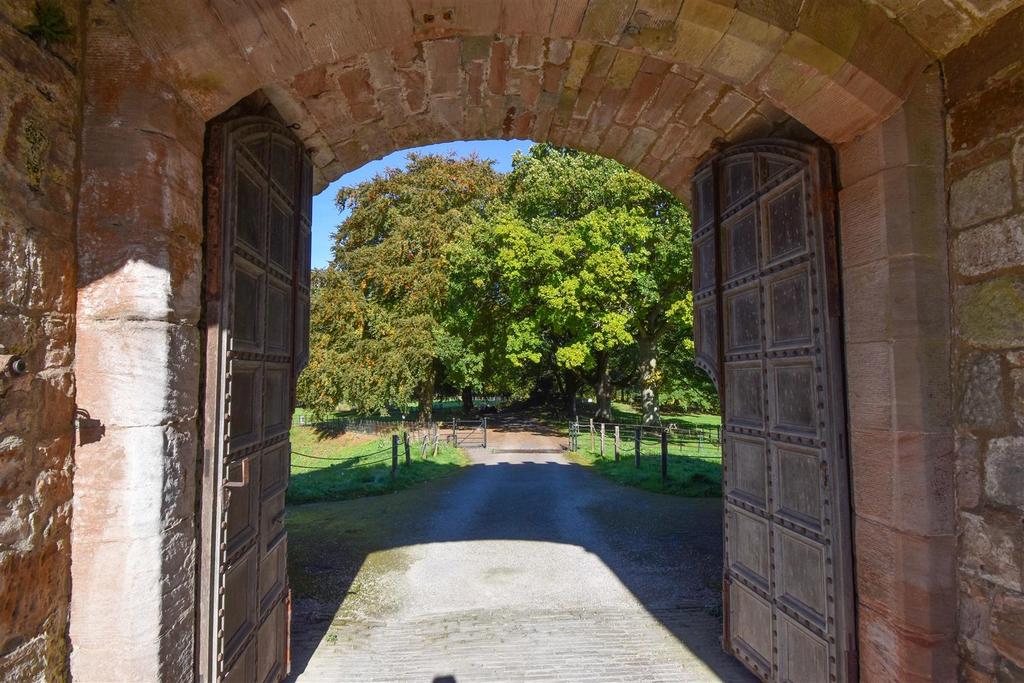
[451,418,488,448]
[199,114,312,683]
[692,140,856,682]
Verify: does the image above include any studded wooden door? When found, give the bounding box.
[200,116,312,683]
[692,141,856,682]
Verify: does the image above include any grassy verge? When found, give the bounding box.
[288,423,469,504]
[587,401,722,429]
[566,417,723,497]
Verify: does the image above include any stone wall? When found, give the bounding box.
[68,1,205,680]
[0,1,80,680]
[944,6,1024,682]
[836,66,957,681]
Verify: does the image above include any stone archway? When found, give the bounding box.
[54,2,1024,681]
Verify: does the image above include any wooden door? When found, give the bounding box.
[200,116,312,683]
[692,141,857,682]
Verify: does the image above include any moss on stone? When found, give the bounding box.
[25,1,73,46]
[22,118,49,191]
[957,276,1024,349]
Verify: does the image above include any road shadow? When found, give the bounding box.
[284,423,749,682]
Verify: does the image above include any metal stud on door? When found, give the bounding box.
[692,141,857,683]
[201,116,312,683]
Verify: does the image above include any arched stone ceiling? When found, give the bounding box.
[113,0,1024,190]
[261,37,810,197]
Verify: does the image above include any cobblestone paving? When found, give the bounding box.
[288,417,756,683]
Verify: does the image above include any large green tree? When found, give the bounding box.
[300,145,716,424]
[297,153,501,421]
[466,145,694,422]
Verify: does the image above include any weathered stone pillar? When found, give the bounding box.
[836,65,957,681]
[943,8,1024,680]
[70,4,205,680]
[0,2,81,680]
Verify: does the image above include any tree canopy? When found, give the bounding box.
[298,145,717,422]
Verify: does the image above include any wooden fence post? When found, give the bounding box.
[589,418,595,452]
[391,434,399,478]
[483,417,488,449]
[599,423,605,457]
[403,431,411,466]
[661,429,668,483]
[634,427,641,469]
[614,426,620,461]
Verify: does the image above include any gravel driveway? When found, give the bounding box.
[287,416,756,682]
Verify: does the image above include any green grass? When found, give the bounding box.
[566,412,723,497]
[288,423,470,504]
[584,401,722,429]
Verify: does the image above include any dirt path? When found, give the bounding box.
[287,415,755,682]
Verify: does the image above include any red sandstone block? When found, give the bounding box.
[636,153,665,182]
[648,122,687,161]
[639,72,696,129]
[578,0,635,42]
[606,50,644,89]
[842,259,891,344]
[401,70,427,113]
[502,0,558,35]
[489,40,511,95]
[519,71,543,109]
[550,0,588,37]
[894,531,957,631]
[655,152,697,192]
[837,174,886,267]
[546,38,573,66]
[587,87,628,131]
[514,35,546,68]
[891,336,951,433]
[543,64,566,93]
[597,124,630,157]
[362,0,417,46]
[849,428,896,525]
[291,66,329,99]
[855,517,898,615]
[845,341,895,432]
[572,87,600,119]
[531,94,558,140]
[615,71,663,126]
[617,127,658,167]
[336,66,380,122]
[464,106,487,139]
[467,61,486,107]
[452,0,501,33]
[674,84,720,126]
[639,55,672,75]
[708,90,755,132]
[893,432,955,536]
[424,40,461,96]
[725,111,773,143]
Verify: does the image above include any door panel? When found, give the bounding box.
[201,116,312,683]
[693,141,856,682]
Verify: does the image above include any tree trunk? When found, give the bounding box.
[461,386,474,413]
[563,371,579,417]
[417,369,435,423]
[594,351,613,422]
[638,334,660,425]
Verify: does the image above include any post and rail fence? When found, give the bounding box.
[567,418,722,483]
[290,419,446,477]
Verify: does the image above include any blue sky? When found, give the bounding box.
[311,139,536,269]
